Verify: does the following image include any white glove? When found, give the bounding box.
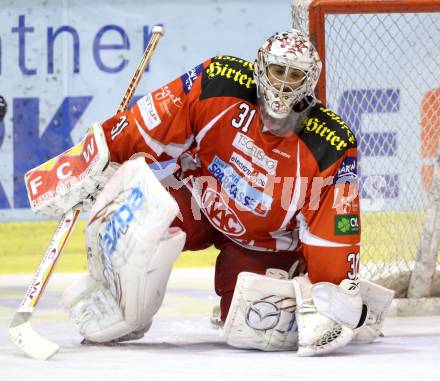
[293,275,364,356]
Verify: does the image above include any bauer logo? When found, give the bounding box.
[334,215,360,235]
[201,187,245,237]
[137,94,161,131]
[334,157,358,184]
[101,187,145,259]
[180,64,203,94]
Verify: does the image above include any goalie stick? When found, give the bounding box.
[9,25,165,361]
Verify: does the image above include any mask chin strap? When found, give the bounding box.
[260,96,316,137]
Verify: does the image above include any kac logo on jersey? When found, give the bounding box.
[208,156,272,216]
[180,64,204,94]
[334,157,357,184]
[201,188,245,237]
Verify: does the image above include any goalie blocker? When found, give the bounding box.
[24,123,113,216]
[224,272,394,355]
[63,158,185,343]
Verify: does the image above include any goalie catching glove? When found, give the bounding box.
[293,275,364,356]
[63,158,186,343]
[292,275,394,356]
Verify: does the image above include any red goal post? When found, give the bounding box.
[292,0,440,315]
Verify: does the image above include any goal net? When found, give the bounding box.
[291,0,440,315]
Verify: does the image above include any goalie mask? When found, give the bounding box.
[254,29,322,136]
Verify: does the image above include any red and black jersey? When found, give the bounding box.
[102,55,361,285]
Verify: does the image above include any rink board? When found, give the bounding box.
[0,210,437,274]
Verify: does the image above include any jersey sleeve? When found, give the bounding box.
[101,60,209,164]
[298,145,361,285]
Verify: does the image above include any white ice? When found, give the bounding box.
[1,269,440,381]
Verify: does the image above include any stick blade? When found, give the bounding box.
[9,321,60,360]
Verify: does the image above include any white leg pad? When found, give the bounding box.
[63,158,186,343]
[63,230,186,343]
[126,228,186,326]
[224,272,298,351]
[352,279,395,344]
[63,274,133,342]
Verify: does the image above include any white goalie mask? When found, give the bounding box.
[254,29,322,135]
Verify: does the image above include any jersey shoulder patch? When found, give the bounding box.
[200,56,257,104]
[299,104,357,172]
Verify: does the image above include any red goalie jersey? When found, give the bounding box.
[102,55,360,285]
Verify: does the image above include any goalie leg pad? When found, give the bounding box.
[63,230,185,343]
[63,274,135,343]
[293,275,362,356]
[224,272,298,351]
[63,158,186,342]
[352,279,394,344]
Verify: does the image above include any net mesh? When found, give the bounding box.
[292,0,440,297]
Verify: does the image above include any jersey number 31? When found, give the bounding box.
[231,102,256,133]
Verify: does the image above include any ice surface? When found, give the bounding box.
[1,269,440,381]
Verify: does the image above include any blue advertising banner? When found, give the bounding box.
[0,0,292,220]
[1,1,438,220]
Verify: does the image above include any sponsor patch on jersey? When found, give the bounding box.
[200,56,257,104]
[334,157,357,184]
[232,132,278,175]
[201,187,245,236]
[180,64,204,94]
[154,86,183,107]
[137,94,161,131]
[303,117,349,151]
[230,152,268,188]
[333,185,359,214]
[208,155,272,216]
[334,214,360,235]
[299,105,357,172]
